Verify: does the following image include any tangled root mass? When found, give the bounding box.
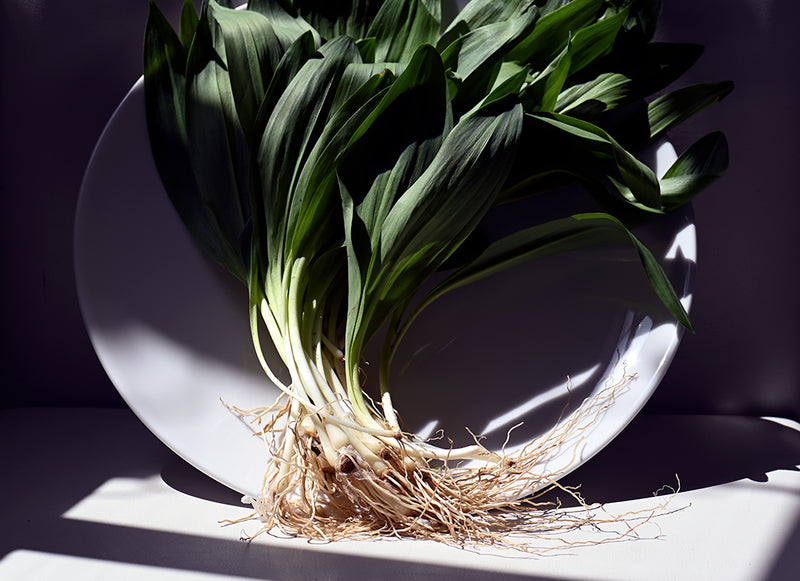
[223,372,677,553]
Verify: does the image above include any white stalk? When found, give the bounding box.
[381,391,401,433]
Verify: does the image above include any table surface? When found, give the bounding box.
[1,407,799,581]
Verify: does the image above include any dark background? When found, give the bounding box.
[2,0,798,419]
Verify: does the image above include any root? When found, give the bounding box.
[223,368,677,553]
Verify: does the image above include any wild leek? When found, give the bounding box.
[143,0,730,545]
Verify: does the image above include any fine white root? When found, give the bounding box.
[222,368,678,553]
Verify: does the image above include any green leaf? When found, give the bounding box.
[438,0,538,50]
[505,0,605,67]
[206,1,285,146]
[329,62,398,113]
[290,0,384,40]
[565,4,629,76]
[339,44,451,244]
[287,67,396,260]
[555,72,633,117]
[439,11,536,110]
[178,0,199,49]
[339,176,374,356]
[183,5,252,279]
[368,0,441,63]
[520,5,629,113]
[257,36,362,264]
[346,98,524,354]
[422,212,693,331]
[144,1,247,281]
[483,61,529,108]
[253,30,320,139]
[521,43,571,112]
[356,36,376,62]
[534,112,662,210]
[446,0,537,29]
[247,0,321,50]
[379,100,524,266]
[536,0,575,16]
[336,45,452,350]
[659,131,729,211]
[648,81,734,140]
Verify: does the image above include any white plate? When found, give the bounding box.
[75,78,695,499]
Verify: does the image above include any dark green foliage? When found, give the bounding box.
[144,0,732,381]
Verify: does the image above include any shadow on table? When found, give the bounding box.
[769,512,800,581]
[161,456,244,507]
[543,414,800,506]
[0,408,551,580]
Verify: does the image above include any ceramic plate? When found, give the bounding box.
[75,78,695,498]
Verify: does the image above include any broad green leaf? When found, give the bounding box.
[178,0,199,48]
[659,131,729,211]
[442,10,537,77]
[420,212,693,331]
[648,81,734,140]
[247,0,320,50]
[368,0,441,63]
[445,0,537,29]
[184,6,251,279]
[380,100,523,266]
[330,62,398,113]
[144,1,247,281]
[520,6,628,113]
[290,0,384,40]
[337,45,452,352]
[521,43,571,112]
[438,0,538,50]
[348,99,524,354]
[257,36,362,264]
[439,11,536,110]
[565,4,629,75]
[536,0,575,16]
[483,61,529,107]
[206,1,284,146]
[505,0,605,67]
[287,69,396,260]
[339,176,374,358]
[356,36,376,62]
[339,44,451,244]
[253,30,319,138]
[533,112,662,210]
[555,72,632,117]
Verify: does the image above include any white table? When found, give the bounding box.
[1,408,798,580]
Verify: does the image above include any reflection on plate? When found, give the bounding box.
[75,78,694,498]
